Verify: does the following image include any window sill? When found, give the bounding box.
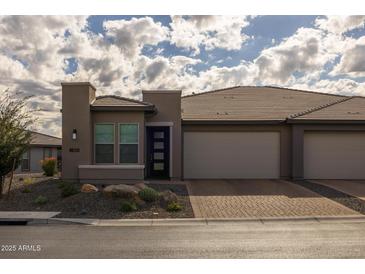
[79,164,145,170]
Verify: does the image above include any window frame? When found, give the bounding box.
[118,123,139,164]
[94,123,115,164]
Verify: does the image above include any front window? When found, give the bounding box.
[21,150,30,171]
[119,124,138,164]
[95,124,114,164]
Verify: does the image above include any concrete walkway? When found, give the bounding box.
[186,179,358,218]
[311,180,365,201]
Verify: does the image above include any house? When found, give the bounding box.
[61,82,365,183]
[17,131,62,173]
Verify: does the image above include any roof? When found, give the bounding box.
[30,131,61,147]
[291,96,365,122]
[91,95,155,112]
[181,86,347,122]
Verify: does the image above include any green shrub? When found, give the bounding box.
[41,157,57,176]
[21,188,31,193]
[21,177,33,193]
[34,195,48,205]
[61,183,80,197]
[120,200,137,212]
[166,202,183,212]
[138,187,160,202]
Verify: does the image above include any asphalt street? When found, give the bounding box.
[1,219,365,258]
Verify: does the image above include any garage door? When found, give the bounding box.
[304,132,365,179]
[183,132,280,179]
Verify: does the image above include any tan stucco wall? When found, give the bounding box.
[182,124,292,179]
[91,111,145,165]
[143,91,182,179]
[61,83,95,181]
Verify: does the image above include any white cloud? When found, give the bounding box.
[103,17,168,59]
[331,36,365,77]
[169,15,250,54]
[315,15,365,34]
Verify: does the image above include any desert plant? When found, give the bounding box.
[34,195,48,205]
[166,201,183,212]
[120,200,137,212]
[21,177,33,193]
[0,90,35,198]
[41,157,57,176]
[138,187,160,202]
[61,183,80,197]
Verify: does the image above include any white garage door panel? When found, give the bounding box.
[304,132,365,179]
[183,132,280,179]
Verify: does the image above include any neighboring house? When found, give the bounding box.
[61,82,365,182]
[17,131,62,173]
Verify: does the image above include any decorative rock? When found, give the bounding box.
[134,196,147,208]
[103,184,139,199]
[134,182,147,190]
[81,184,98,193]
[159,190,178,208]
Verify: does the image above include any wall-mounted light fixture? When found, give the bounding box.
[72,129,77,140]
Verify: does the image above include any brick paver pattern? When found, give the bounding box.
[186,179,358,218]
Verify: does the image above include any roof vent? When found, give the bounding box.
[347,111,360,115]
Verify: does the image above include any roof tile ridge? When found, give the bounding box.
[95,95,152,106]
[182,86,243,98]
[288,96,353,119]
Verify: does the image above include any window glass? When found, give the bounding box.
[44,148,52,159]
[95,144,114,164]
[95,124,114,144]
[95,124,114,163]
[120,124,138,143]
[119,124,138,164]
[120,144,138,163]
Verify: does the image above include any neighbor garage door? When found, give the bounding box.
[304,132,365,179]
[183,131,280,179]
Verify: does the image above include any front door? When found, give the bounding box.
[146,127,170,179]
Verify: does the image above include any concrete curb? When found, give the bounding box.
[2,214,362,226]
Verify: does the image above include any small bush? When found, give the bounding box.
[166,202,183,212]
[21,188,31,193]
[21,177,33,193]
[61,183,80,197]
[120,200,137,212]
[34,195,48,205]
[138,187,160,202]
[41,157,57,176]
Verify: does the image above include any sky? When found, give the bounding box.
[0,15,365,137]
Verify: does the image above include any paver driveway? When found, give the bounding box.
[186,179,358,218]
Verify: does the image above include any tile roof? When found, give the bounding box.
[292,96,365,121]
[92,95,153,107]
[181,86,347,121]
[30,131,61,147]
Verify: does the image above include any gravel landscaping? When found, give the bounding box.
[293,180,365,215]
[0,178,194,219]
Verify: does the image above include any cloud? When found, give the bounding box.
[169,15,250,54]
[316,15,365,34]
[331,37,365,77]
[103,17,168,59]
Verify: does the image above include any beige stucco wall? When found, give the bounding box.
[143,90,182,179]
[61,83,95,181]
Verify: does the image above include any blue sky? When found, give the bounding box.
[0,15,365,136]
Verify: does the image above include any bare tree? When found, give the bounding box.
[0,90,35,198]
